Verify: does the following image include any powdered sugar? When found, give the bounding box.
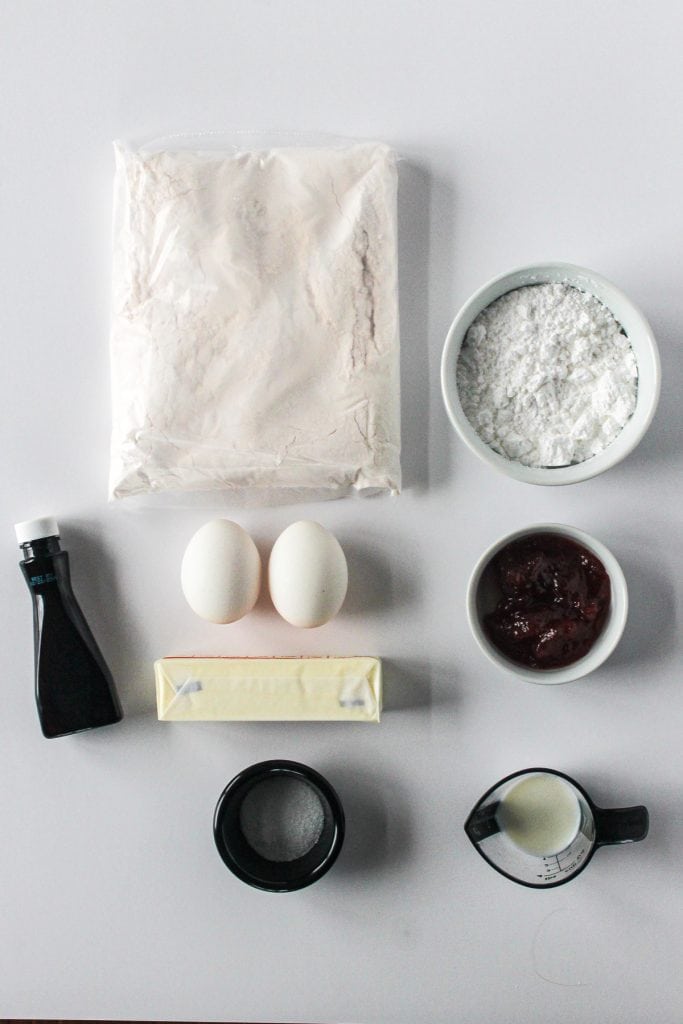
[456,283,638,468]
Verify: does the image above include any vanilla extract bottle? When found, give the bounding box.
[16,517,122,738]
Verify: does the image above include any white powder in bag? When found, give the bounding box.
[109,141,401,502]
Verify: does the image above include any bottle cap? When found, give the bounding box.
[14,516,60,546]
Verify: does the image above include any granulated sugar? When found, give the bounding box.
[239,776,325,862]
[456,283,638,467]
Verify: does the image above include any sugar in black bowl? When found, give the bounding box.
[213,760,345,892]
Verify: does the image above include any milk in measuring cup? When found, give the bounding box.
[497,773,581,857]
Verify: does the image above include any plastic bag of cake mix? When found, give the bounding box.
[109,132,400,504]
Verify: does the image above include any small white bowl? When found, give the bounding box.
[441,262,661,485]
[466,524,628,684]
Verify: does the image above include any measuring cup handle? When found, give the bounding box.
[593,805,649,845]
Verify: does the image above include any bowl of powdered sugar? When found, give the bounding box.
[441,263,660,484]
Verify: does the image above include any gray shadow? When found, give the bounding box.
[424,166,458,492]
[398,158,458,495]
[249,534,274,616]
[382,657,459,712]
[608,308,681,473]
[61,520,153,718]
[343,539,418,617]
[398,159,430,493]
[613,795,679,873]
[332,768,413,877]
[606,556,676,674]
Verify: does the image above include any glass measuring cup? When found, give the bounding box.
[464,768,648,888]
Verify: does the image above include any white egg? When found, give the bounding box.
[181,520,261,624]
[269,521,348,628]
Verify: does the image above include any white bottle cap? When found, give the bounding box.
[15,516,60,546]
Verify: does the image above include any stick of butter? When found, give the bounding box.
[154,657,382,723]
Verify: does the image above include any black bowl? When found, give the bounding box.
[213,759,345,892]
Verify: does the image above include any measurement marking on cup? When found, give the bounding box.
[539,846,585,878]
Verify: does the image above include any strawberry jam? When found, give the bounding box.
[483,533,611,669]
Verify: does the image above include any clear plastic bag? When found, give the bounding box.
[109,132,401,506]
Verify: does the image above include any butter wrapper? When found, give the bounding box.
[154,656,382,723]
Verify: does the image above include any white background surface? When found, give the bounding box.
[1,2,682,1021]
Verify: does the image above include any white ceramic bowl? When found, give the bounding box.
[441,262,661,485]
[466,524,628,684]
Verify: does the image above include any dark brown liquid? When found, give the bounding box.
[20,537,122,738]
[484,533,611,669]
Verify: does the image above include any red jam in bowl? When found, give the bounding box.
[483,533,611,670]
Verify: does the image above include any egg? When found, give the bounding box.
[268,521,348,628]
[181,520,261,624]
